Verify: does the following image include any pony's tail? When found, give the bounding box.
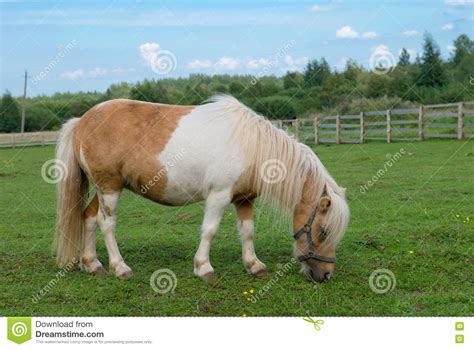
[55,118,88,267]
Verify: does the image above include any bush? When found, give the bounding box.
[253,96,296,119]
[25,107,61,132]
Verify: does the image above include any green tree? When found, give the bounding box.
[253,96,296,119]
[129,79,169,103]
[451,34,474,66]
[0,91,21,133]
[304,58,331,87]
[418,33,446,87]
[398,48,411,66]
[283,72,304,89]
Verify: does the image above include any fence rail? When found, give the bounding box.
[0,101,473,148]
[0,131,59,148]
[273,101,474,144]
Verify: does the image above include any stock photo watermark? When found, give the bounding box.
[140,149,186,194]
[259,158,288,184]
[359,148,407,194]
[250,258,297,303]
[41,159,68,184]
[32,39,77,84]
[150,268,178,294]
[369,268,396,294]
[31,258,77,303]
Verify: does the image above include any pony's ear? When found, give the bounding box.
[319,196,331,213]
[341,187,347,198]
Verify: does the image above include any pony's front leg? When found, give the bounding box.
[194,190,231,281]
[234,199,267,277]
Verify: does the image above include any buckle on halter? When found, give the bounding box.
[302,223,312,234]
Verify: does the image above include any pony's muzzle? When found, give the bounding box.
[304,260,334,283]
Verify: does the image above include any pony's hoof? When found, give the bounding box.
[91,265,107,276]
[200,271,216,282]
[116,269,133,280]
[81,260,106,276]
[247,261,267,278]
[114,264,133,280]
[254,268,268,278]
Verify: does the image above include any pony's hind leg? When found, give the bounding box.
[96,189,133,280]
[234,199,267,277]
[80,194,106,275]
[194,190,231,281]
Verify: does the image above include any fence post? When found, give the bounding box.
[418,105,424,141]
[458,102,464,140]
[386,109,391,143]
[314,116,320,145]
[294,119,300,141]
[336,115,341,144]
[278,120,283,129]
[359,111,365,144]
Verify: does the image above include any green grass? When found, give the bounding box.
[1,140,473,316]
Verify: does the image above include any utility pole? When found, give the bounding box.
[20,70,28,133]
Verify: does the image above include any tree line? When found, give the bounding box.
[1,33,472,133]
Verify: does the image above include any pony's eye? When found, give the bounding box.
[319,228,329,240]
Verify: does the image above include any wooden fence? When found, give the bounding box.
[0,101,473,148]
[0,131,59,148]
[272,101,474,144]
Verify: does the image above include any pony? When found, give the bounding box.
[55,95,349,282]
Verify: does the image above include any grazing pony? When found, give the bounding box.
[55,95,349,282]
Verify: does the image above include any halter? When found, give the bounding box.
[293,191,336,264]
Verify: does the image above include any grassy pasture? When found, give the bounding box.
[0,140,473,316]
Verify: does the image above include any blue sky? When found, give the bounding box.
[1,0,473,96]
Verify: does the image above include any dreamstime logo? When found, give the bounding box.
[251,39,296,85]
[369,268,396,294]
[260,159,287,184]
[150,268,177,294]
[32,258,77,303]
[11,322,28,337]
[41,159,68,184]
[151,50,177,75]
[7,317,32,344]
[359,148,406,194]
[369,46,396,75]
[32,39,77,84]
[140,149,186,194]
[251,258,297,303]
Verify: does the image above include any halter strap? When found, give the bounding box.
[293,191,336,264]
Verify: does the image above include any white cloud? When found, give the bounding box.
[441,23,454,30]
[362,31,378,39]
[60,67,107,79]
[334,57,349,71]
[187,59,212,69]
[88,67,107,78]
[139,42,161,68]
[214,56,239,70]
[336,26,359,38]
[445,0,473,6]
[283,55,309,71]
[372,44,390,53]
[336,26,377,39]
[311,4,334,12]
[398,48,419,61]
[446,44,456,52]
[60,69,85,79]
[402,30,420,37]
[246,58,269,69]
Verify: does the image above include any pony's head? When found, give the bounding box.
[293,185,349,283]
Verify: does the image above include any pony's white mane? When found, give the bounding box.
[206,95,350,247]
